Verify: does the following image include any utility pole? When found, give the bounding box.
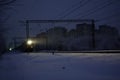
[91,20,95,49]
[26,20,29,40]
[13,38,17,48]
[26,20,30,53]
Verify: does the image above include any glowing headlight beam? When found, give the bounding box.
[27,39,33,45]
[9,48,13,51]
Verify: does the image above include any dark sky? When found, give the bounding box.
[3,0,120,44]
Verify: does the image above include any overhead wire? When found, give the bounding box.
[72,0,109,18]
[55,0,84,19]
[78,0,120,19]
[58,0,90,19]
[52,0,90,29]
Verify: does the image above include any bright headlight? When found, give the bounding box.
[27,39,33,45]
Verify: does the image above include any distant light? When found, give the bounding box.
[9,48,12,51]
[27,39,33,45]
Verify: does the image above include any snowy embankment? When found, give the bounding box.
[0,52,120,80]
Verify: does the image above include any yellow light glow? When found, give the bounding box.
[27,40,33,45]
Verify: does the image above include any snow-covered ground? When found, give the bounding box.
[0,52,120,80]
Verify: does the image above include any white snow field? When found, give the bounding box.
[0,52,120,80]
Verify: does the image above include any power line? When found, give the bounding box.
[78,0,120,19]
[55,0,84,19]
[72,0,109,18]
[58,0,90,19]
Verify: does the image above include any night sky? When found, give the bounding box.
[2,0,120,44]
